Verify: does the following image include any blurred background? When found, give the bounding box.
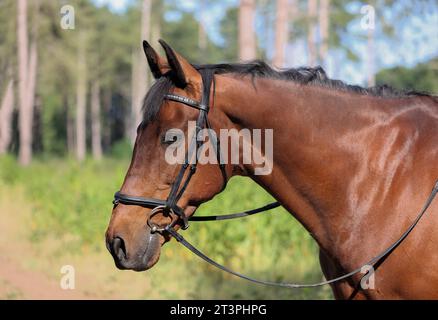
[0,0,437,299]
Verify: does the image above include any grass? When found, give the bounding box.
[0,155,333,299]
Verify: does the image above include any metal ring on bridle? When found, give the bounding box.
[147,205,177,233]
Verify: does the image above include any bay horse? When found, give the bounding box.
[106,40,438,299]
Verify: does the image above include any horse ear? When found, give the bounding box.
[142,40,169,79]
[158,39,200,89]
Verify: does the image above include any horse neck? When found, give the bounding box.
[214,75,397,254]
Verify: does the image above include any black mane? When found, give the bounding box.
[142,60,434,125]
[195,60,432,97]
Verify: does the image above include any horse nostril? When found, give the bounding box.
[111,236,127,261]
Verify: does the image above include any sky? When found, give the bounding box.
[93,0,131,12]
[92,0,438,86]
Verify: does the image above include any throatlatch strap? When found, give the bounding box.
[189,202,280,221]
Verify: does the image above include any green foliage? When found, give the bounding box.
[0,0,16,91]
[0,156,331,299]
[376,58,438,94]
[110,139,133,159]
[0,156,128,245]
[162,11,223,64]
[162,11,202,62]
[39,91,67,155]
[0,154,20,184]
[219,6,239,62]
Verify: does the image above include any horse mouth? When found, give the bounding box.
[130,207,196,271]
[140,231,161,270]
[110,231,162,272]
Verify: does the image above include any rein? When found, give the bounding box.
[113,72,438,288]
[167,181,438,288]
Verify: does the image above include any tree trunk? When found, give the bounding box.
[307,0,317,66]
[17,0,31,165]
[0,79,14,154]
[131,0,151,142]
[26,38,37,141]
[65,94,74,154]
[285,0,297,67]
[198,0,207,58]
[17,0,28,111]
[273,0,288,68]
[239,0,256,61]
[102,89,111,151]
[91,80,102,160]
[150,6,161,88]
[367,27,375,87]
[76,33,87,162]
[318,0,330,67]
[128,49,137,141]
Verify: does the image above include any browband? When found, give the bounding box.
[164,94,209,112]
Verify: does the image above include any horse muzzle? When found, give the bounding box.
[106,229,161,271]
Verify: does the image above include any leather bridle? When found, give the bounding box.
[113,71,235,232]
[113,71,438,288]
